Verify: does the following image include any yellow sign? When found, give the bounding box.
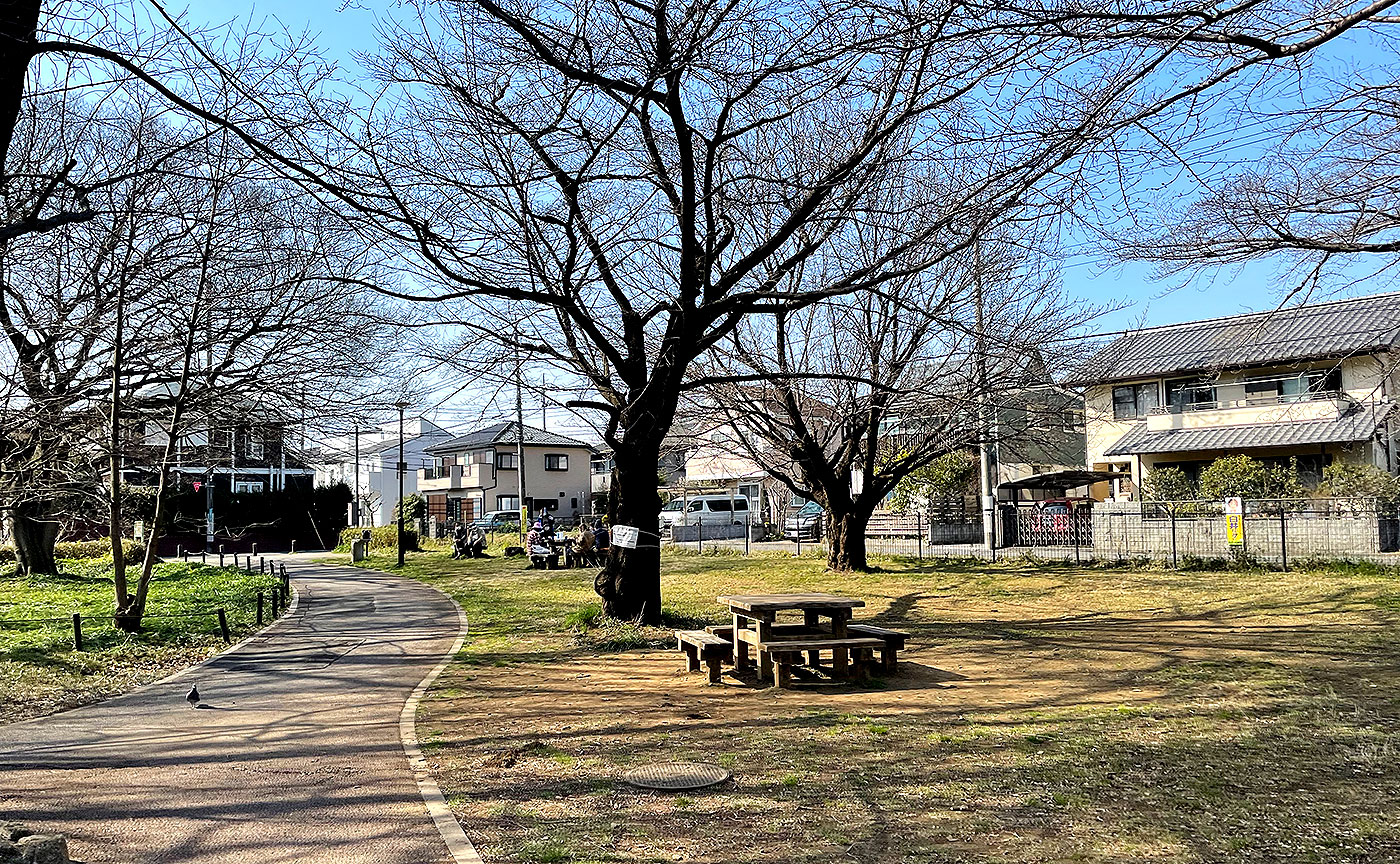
[1225,497,1244,546]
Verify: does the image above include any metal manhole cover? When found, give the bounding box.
[622,761,731,791]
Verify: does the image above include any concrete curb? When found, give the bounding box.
[399,590,482,864]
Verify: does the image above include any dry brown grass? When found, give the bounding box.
[366,549,1400,863]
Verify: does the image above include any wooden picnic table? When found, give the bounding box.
[719,593,867,684]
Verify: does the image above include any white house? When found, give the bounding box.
[313,418,454,527]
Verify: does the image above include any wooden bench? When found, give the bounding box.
[735,632,885,688]
[847,624,909,672]
[676,630,730,684]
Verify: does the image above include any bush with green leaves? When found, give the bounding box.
[888,450,977,513]
[0,539,145,567]
[334,524,419,552]
[1198,455,1304,500]
[1140,466,1196,501]
[1317,461,1400,503]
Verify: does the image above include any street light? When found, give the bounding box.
[396,401,409,567]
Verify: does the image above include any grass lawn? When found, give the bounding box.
[358,547,1400,864]
[1,559,282,724]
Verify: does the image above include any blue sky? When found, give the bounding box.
[178,1,1397,337]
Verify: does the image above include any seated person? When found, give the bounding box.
[462,524,487,558]
[526,521,554,569]
[568,523,595,567]
[592,521,610,557]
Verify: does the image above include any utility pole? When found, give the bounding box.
[109,279,126,601]
[515,346,528,537]
[974,243,996,554]
[396,402,408,567]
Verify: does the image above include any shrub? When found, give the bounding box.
[1198,455,1304,500]
[0,539,145,565]
[1317,461,1400,504]
[334,524,419,552]
[1141,466,1196,502]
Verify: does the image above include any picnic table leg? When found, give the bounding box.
[803,610,819,628]
[706,656,722,684]
[756,617,774,683]
[684,644,701,673]
[732,613,751,670]
[807,648,822,668]
[774,657,793,689]
[830,610,851,678]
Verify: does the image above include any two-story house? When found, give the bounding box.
[1071,292,1400,499]
[419,421,594,527]
[313,418,453,527]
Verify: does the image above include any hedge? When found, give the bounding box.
[0,539,146,565]
[335,525,419,553]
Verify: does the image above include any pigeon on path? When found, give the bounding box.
[186,684,200,708]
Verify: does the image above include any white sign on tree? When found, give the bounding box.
[611,525,640,549]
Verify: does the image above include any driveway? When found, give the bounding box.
[0,558,465,864]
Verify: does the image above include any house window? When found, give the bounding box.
[246,439,265,460]
[1112,383,1159,420]
[544,454,568,471]
[496,451,518,469]
[497,495,520,512]
[1165,378,1216,413]
[234,481,265,494]
[471,449,493,464]
[1245,368,1343,404]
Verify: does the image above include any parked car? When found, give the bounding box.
[784,500,824,541]
[474,510,521,532]
[658,494,752,531]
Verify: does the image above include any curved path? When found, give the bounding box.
[0,558,464,864]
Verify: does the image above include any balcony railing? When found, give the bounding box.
[1147,390,1342,415]
[422,466,452,480]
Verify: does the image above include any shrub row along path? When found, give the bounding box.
[0,557,463,863]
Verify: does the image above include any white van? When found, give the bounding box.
[659,494,751,531]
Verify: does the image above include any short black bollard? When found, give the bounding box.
[176,544,182,559]
[219,545,225,567]
[245,558,252,575]
[290,540,296,554]
[217,607,230,643]
[260,557,266,574]
[201,552,207,564]
[256,591,265,625]
[273,589,281,616]
[281,570,290,602]
[252,543,258,557]
[182,550,189,562]
[72,613,83,651]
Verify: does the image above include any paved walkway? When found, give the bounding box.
[0,558,463,863]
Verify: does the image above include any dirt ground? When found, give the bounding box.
[408,563,1400,864]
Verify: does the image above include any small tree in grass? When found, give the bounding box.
[1199,456,1304,500]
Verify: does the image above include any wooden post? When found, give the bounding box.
[217,608,230,643]
[256,591,264,626]
[271,589,280,617]
[281,569,290,602]
[72,614,83,651]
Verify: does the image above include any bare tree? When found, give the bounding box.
[695,232,1087,570]
[1120,66,1400,294]
[198,0,1390,622]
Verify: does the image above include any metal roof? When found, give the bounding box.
[999,469,1130,490]
[1102,403,1391,457]
[1070,292,1400,385]
[425,421,593,454]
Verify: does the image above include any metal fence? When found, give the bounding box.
[657,498,1400,569]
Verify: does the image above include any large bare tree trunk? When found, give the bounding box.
[595,440,663,624]
[0,0,41,171]
[826,508,872,572]
[9,504,57,575]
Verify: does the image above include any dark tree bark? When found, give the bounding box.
[0,0,41,172]
[597,440,664,622]
[9,503,57,575]
[825,507,872,573]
